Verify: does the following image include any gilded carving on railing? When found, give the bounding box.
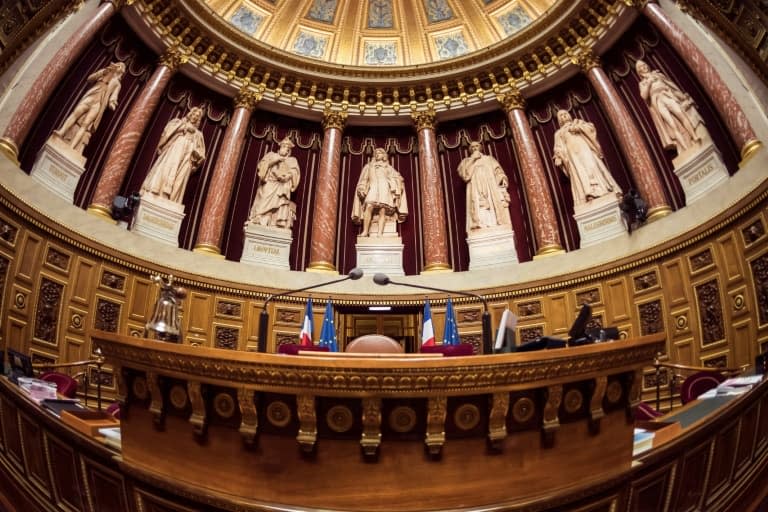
[361,397,382,456]
[147,371,164,428]
[488,392,509,448]
[188,380,207,438]
[590,376,607,422]
[542,385,562,434]
[237,388,258,446]
[296,394,317,452]
[425,396,447,456]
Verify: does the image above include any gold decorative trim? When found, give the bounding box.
[213,392,235,419]
[326,405,354,433]
[169,384,188,409]
[425,396,447,455]
[605,380,623,404]
[453,403,481,431]
[306,261,337,272]
[563,389,583,414]
[646,205,673,223]
[86,204,117,223]
[192,244,224,257]
[575,49,601,72]
[511,396,535,424]
[361,397,382,456]
[322,109,347,131]
[488,392,509,444]
[498,89,525,112]
[266,400,291,427]
[0,139,20,165]
[740,139,762,164]
[535,244,566,258]
[159,46,188,71]
[237,387,258,445]
[388,405,416,434]
[296,394,317,452]
[421,262,452,273]
[411,107,437,131]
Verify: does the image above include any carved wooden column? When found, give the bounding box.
[87,47,186,220]
[642,1,761,162]
[0,0,123,163]
[578,51,672,222]
[411,108,451,272]
[194,88,260,255]
[307,109,346,272]
[499,89,565,257]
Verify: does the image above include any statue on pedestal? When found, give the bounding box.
[352,147,408,237]
[246,137,301,229]
[457,141,512,231]
[52,61,126,155]
[553,110,621,207]
[140,107,206,203]
[636,59,703,154]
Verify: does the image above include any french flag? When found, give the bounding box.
[421,299,435,347]
[299,299,313,346]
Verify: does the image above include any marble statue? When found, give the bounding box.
[247,137,301,229]
[52,61,126,155]
[636,59,703,153]
[140,107,206,203]
[457,141,512,230]
[553,109,621,207]
[352,147,408,237]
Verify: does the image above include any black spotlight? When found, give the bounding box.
[619,189,648,234]
[111,192,141,223]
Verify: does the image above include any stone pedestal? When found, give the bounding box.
[573,194,626,248]
[673,141,729,205]
[466,226,519,270]
[131,194,185,247]
[355,235,405,277]
[29,137,86,203]
[240,224,293,269]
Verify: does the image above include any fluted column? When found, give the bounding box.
[499,90,564,257]
[87,47,186,220]
[307,109,347,272]
[412,108,451,272]
[642,1,760,161]
[578,51,672,221]
[194,88,260,256]
[0,0,123,164]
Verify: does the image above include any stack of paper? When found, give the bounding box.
[633,428,655,455]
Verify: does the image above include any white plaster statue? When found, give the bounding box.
[352,147,408,237]
[247,137,301,229]
[636,59,703,153]
[140,107,206,203]
[52,61,126,155]
[553,109,621,207]
[457,141,512,231]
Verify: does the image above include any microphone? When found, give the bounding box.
[373,273,493,354]
[257,268,364,352]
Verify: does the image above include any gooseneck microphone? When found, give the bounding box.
[373,273,493,354]
[257,268,364,352]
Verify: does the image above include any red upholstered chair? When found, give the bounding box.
[420,344,475,356]
[106,402,121,419]
[345,334,404,354]
[634,401,664,421]
[278,343,330,355]
[680,371,726,404]
[39,371,78,398]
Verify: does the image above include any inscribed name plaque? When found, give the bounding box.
[131,194,185,247]
[466,226,519,270]
[241,224,293,269]
[355,233,405,277]
[573,193,626,248]
[29,137,86,203]
[673,141,729,205]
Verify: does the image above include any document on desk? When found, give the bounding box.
[698,375,764,399]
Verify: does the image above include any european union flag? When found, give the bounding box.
[318,299,338,352]
[443,297,460,346]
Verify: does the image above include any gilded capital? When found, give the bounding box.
[411,107,436,131]
[322,109,347,131]
[102,0,133,9]
[234,88,261,110]
[498,89,525,112]
[576,50,601,72]
[159,46,188,71]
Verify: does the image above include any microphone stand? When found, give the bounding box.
[257,269,364,352]
[374,274,493,354]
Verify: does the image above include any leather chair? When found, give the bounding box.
[39,371,78,398]
[680,371,726,404]
[345,334,404,354]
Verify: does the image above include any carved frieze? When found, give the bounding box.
[634,271,658,292]
[690,248,714,272]
[45,247,69,271]
[0,219,18,245]
[742,218,765,245]
[216,301,242,317]
[100,271,125,291]
[576,288,600,305]
[517,301,541,317]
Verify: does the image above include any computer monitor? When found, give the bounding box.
[7,349,33,382]
[494,309,517,353]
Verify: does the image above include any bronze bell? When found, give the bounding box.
[144,274,186,342]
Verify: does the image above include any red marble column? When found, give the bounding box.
[87,48,186,220]
[499,90,564,257]
[0,0,121,164]
[412,109,451,272]
[643,1,760,161]
[307,109,346,272]
[579,52,672,222]
[193,89,259,255]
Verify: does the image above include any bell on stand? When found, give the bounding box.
[144,274,186,343]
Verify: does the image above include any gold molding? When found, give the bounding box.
[0,138,19,165]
